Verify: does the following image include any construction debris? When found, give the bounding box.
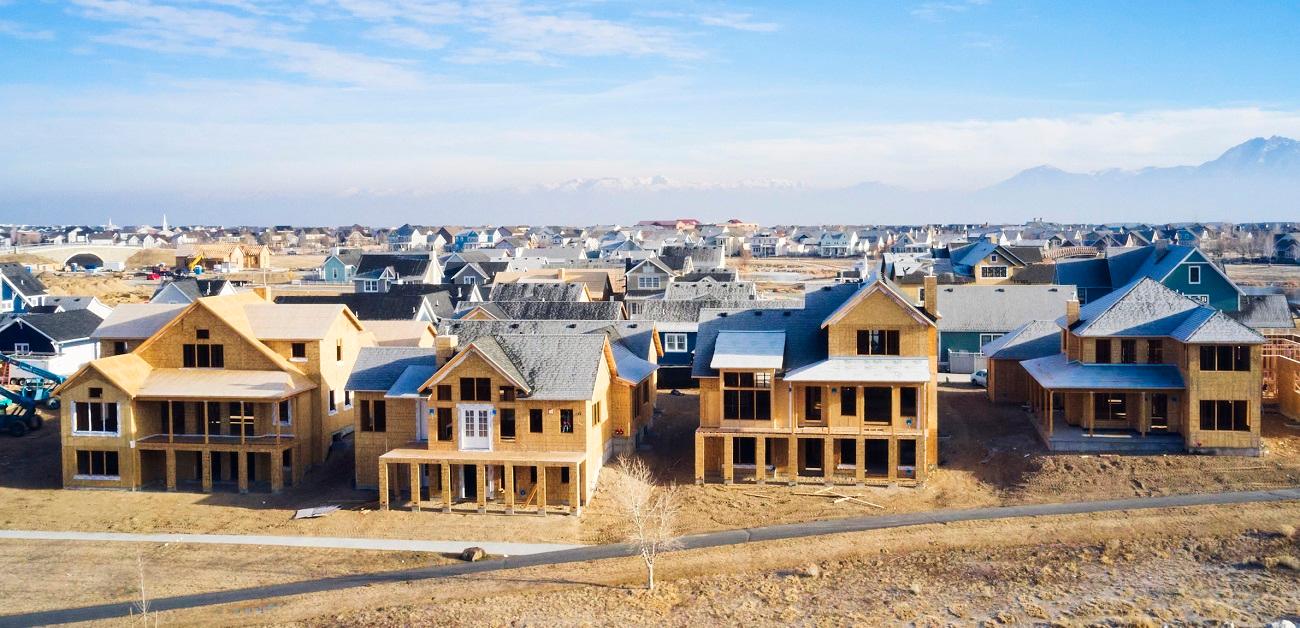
[293,505,340,520]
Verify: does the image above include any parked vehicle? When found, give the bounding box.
[971,369,988,388]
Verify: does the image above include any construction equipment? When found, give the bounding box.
[0,354,65,436]
[186,253,205,274]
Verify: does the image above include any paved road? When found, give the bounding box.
[0,530,581,557]
[4,487,1298,627]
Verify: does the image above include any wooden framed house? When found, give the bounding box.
[1019,278,1265,454]
[352,320,660,515]
[692,277,940,486]
[54,293,374,493]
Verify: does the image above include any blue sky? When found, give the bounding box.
[3,0,1300,224]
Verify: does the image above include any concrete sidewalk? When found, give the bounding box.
[0,530,583,556]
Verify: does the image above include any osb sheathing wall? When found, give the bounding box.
[1183,344,1262,451]
[1277,356,1300,422]
[354,393,419,488]
[698,284,940,474]
[61,371,137,489]
[419,347,619,496]
[987,359,1032,404]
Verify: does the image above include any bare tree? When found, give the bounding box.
[610,456,682,590]
[131,549,159,627]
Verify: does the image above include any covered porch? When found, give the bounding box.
[1023,353,1186,453]
[378,448,588,516]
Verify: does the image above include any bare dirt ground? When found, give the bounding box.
[1226,263,1300,288]
[734,256,858,297]
[35,271,156,305]
[3,386,1299,622]
[205,502,1300,626]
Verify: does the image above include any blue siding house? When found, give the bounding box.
[0,263,46,314]
[1053,244,1242,312]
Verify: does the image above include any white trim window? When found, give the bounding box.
[980,266,1008,278]
[1188,265,1202,284]
[1188,294,1210,304]
[664,333,689,352]
[979,333,1004,348]
[72,401,120,436]
[12,342,29,355]
[361,279,380,293]
[637,275,662,290]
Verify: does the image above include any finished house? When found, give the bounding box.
[1018,278,1265,454]
[55,292,374,493]
[692,277,940,486]
[351,319,660,515]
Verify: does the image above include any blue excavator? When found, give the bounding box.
[0,354,63,437]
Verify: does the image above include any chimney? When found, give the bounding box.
[923,274,938,318]
[435,334,459,361]
[1065,299,1080,327]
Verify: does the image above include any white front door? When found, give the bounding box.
[416,400,429,441]
[459,404,492,451]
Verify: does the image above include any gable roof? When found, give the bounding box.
[981,320,1062,361]
[273,294,436,321]
[0,309,103,343]
[821,278,936,329]
[438,319,658,359]
[461,301,624,321]
[0,263,46,297]
[346,347,442,392]
[935,285,1077,332]
[1064,277,1263,343]
[354,253,436,279]
[244,303,358,340]
[426,334,613,400]
[488,281,587,302]
[91,303,188,340]
[663,281,757,301]
[1229,294,1296,330]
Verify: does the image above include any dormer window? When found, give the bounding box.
[1188,266,1201,284]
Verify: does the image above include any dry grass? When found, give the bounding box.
[36,271,155,305]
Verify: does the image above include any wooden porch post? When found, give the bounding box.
[787,436,798,485]
[854,438,865,485]
[270,450,284,494]
[378,461,390,510]
[537,465,548,516]
[236,451,249,494]
[693,431,705,484]
[570,463,581,516]
[164,449,177,491]
[754,436,766,484]
[1139,392,1148,437]
[822,436,834,485]
[200,450,212,493]
[203,401,210,445]
[1046,390,1054,438]
[504,464,515,514]
[722,434,734,484]
[409,462,421,511]
[1088,392,1096,436]
[476,463,487,513]
[441,463,452,513]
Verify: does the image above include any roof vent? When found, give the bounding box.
[1048,287,1057,292]
[755,311,763,316]
[783,311,792,317]
[509,323,520,329]
[566,323,577,328]
[995,288,1004,292]
[719,312,728,318]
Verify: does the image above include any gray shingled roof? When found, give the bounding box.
[439,319,657,359]
[1065,277,1262,343]
[936,285,1076,332]
[488,334,608,400]
[663,281,757,301]
[692,283,860,378]
[981,320,1062,361]
[346,347,441,392]
[487,282,586,302]
[1229,294,1295,330]
[470,302,626,322]
[1,309,103,342]
[631,298,803,323]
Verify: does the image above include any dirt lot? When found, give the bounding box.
[1226,263,1300,288]
[4,387,1299,546]
[36,271,156,305]
[199,502,1300,626]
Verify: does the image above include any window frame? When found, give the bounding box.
[559,409,574,433]
[637,275,662,290]
[663,333,689,353]
[1188,265,1201,285]
[74,450,120,480]
[72,400,121,436]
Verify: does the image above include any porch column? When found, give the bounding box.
[409,462,421,511]
[822,437,834,485]
[270,451,284,494]
[854,438,865,485]
[786,436,798,485]
[165,449,177,491]
[378,461,390,510]
[722,434,734,484]
[1087,392,1096,436]
[504,464,516,514]
[441,463,452,513]
[536,466,547,516]
[1139,392,1149,437]
[476,463,487,513]
[237,452,249,494]
[200,451,212,493]
[570,463,581,516]
[754,436,766,484]
[203,401,210,445]
[693,432,705,484]
[887,439,898,482]
[1045,390,1054,438]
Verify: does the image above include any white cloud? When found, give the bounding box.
[698,12,779,33]
[364,24,448,50]
[0,19,55,41]
[71,0,425,87]
[911,0,988,21]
